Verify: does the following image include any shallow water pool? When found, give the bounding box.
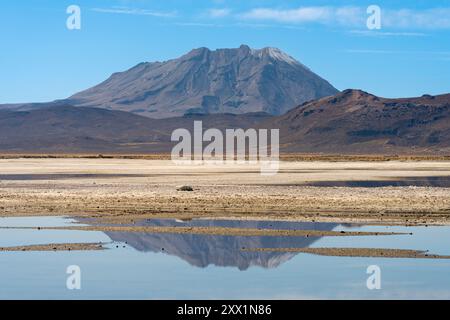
[0,216,449,299]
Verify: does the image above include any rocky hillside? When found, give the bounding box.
[67,45,338,118]
[268,89,450,154]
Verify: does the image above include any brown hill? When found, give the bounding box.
[0,105,270,153]
[0,90,450,155]
[267,89,450,154]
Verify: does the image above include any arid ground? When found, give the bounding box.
[1,158,450,225]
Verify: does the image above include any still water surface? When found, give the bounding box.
[0,216,449,299]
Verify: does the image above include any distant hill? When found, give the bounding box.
[269,89,450,154]
[0,90,450,154]
[67,45,338,118]
[0,105,270,153]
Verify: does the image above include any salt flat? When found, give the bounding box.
[0,159,449,225]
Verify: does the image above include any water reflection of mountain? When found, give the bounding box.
[102,219,339,271]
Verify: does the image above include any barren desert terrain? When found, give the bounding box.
[0,158,450,225]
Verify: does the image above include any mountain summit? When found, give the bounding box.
[68,45,338,118]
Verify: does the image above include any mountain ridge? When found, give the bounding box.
[1,89,450,154]
[268,89,450,154]
[67,45,338,118]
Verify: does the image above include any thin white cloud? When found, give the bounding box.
[240,7,335,24]
[239,6,364,26]
[92,5,450,30]
[170,22,304,30]
[346,49,450,55]
[335,7,365,26]
[207,8,231,18]
[346,49,406,54]
[239,6,450,29]
[350,30,428,37]
[383,8,450,29]
[173,22,224,27]
[91,7,177,18]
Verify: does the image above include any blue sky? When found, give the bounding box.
[1,0,450,103]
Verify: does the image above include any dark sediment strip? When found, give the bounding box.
[243,247,450,259]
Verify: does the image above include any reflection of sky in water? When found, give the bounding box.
[0,216,449,299]
[0,216,107,248]
[317,225,450,255]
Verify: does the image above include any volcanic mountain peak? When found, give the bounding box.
[251,46,301,65]
[182,45,298,64]
[68,45,338,118]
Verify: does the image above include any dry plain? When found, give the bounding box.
[0,158,450,225]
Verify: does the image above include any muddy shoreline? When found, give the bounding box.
[0,225,406,237]
[0,242,105,252]
[243,247,450,259]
